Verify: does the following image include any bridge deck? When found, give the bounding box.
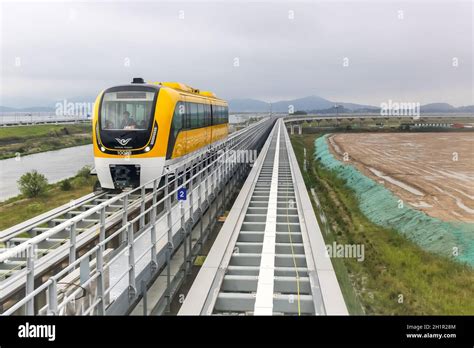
[179,119,347,315]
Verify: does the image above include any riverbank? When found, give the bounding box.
[0,123,91,160]
[0,170,97,231]
[290,133,474,315]
[0,144,94,201]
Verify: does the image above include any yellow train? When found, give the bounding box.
[92,78,229,189]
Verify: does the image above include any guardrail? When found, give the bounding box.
[0,117,275,315]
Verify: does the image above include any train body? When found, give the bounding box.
[92,78,229,189]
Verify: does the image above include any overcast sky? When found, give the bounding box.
[0,0,472,107]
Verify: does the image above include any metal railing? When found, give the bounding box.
[0,117,274,315]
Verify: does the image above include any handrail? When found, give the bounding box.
[1,116,274,315]
[0,117,270,265]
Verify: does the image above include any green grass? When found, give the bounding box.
[0,123,90,141]
[290,133,474,315]
[0,124,91,159]
[0,175,97,231]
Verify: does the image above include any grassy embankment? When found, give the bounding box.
[0,123,91,159]
[291,133,474,315]
[0,171,97,231]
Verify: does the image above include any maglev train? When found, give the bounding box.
[92,78,229,189]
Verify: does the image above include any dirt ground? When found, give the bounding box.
[328,132,474,223]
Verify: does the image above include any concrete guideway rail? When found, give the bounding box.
[179,119,348,315]
[0,117,274,315]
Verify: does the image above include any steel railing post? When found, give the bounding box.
[69,222,76,266]
[165,171,173,312]
[150,179,158,271]
[140,186,146,228]
[47,279,58,315]
[121,195,128,244]
[127,224,136,300]
[99,206,106,242]
[96,244,105,315]
[26,244,35,315]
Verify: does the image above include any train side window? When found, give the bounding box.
[205,104,211,126]
[210,104,214,126]
[190,103,198,128]
[224,106,228,123]
[197,103,205,128]
[185,102,191,129]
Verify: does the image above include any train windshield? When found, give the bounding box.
[101,91,155,131]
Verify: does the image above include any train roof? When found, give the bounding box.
[127,78,221,100]
[103,78,225,103]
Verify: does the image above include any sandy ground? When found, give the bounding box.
[328,132,474,223]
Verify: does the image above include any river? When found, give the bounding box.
[0,144,94,201]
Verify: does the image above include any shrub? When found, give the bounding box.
[17,170,48,198]
[77,165,92,179]
[73,176,88,187]
[60,179,72,191]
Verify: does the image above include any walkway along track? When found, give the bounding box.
[179,119,348,315]
[0,117,274,315]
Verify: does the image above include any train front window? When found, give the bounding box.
[101,91,155,130]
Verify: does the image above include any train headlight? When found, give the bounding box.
[100,146,105,152]
[145,146,150,152]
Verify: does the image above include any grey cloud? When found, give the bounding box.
[1,0,472,107]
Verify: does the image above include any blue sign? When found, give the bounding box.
[177,187,187,201]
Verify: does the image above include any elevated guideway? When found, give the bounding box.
[179,119,347,315]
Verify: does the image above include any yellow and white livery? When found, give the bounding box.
[92,78,229,189]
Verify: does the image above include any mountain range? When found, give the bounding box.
[1,96,473,114]
[228,96,474,114]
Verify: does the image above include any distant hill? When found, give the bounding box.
[271,96,334,112]
[229,95,376,113]
[1,98,472,114]
[228,98,269,113]
[228,96,473,114]
[457,105,474,113]
[420,103,456,113]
